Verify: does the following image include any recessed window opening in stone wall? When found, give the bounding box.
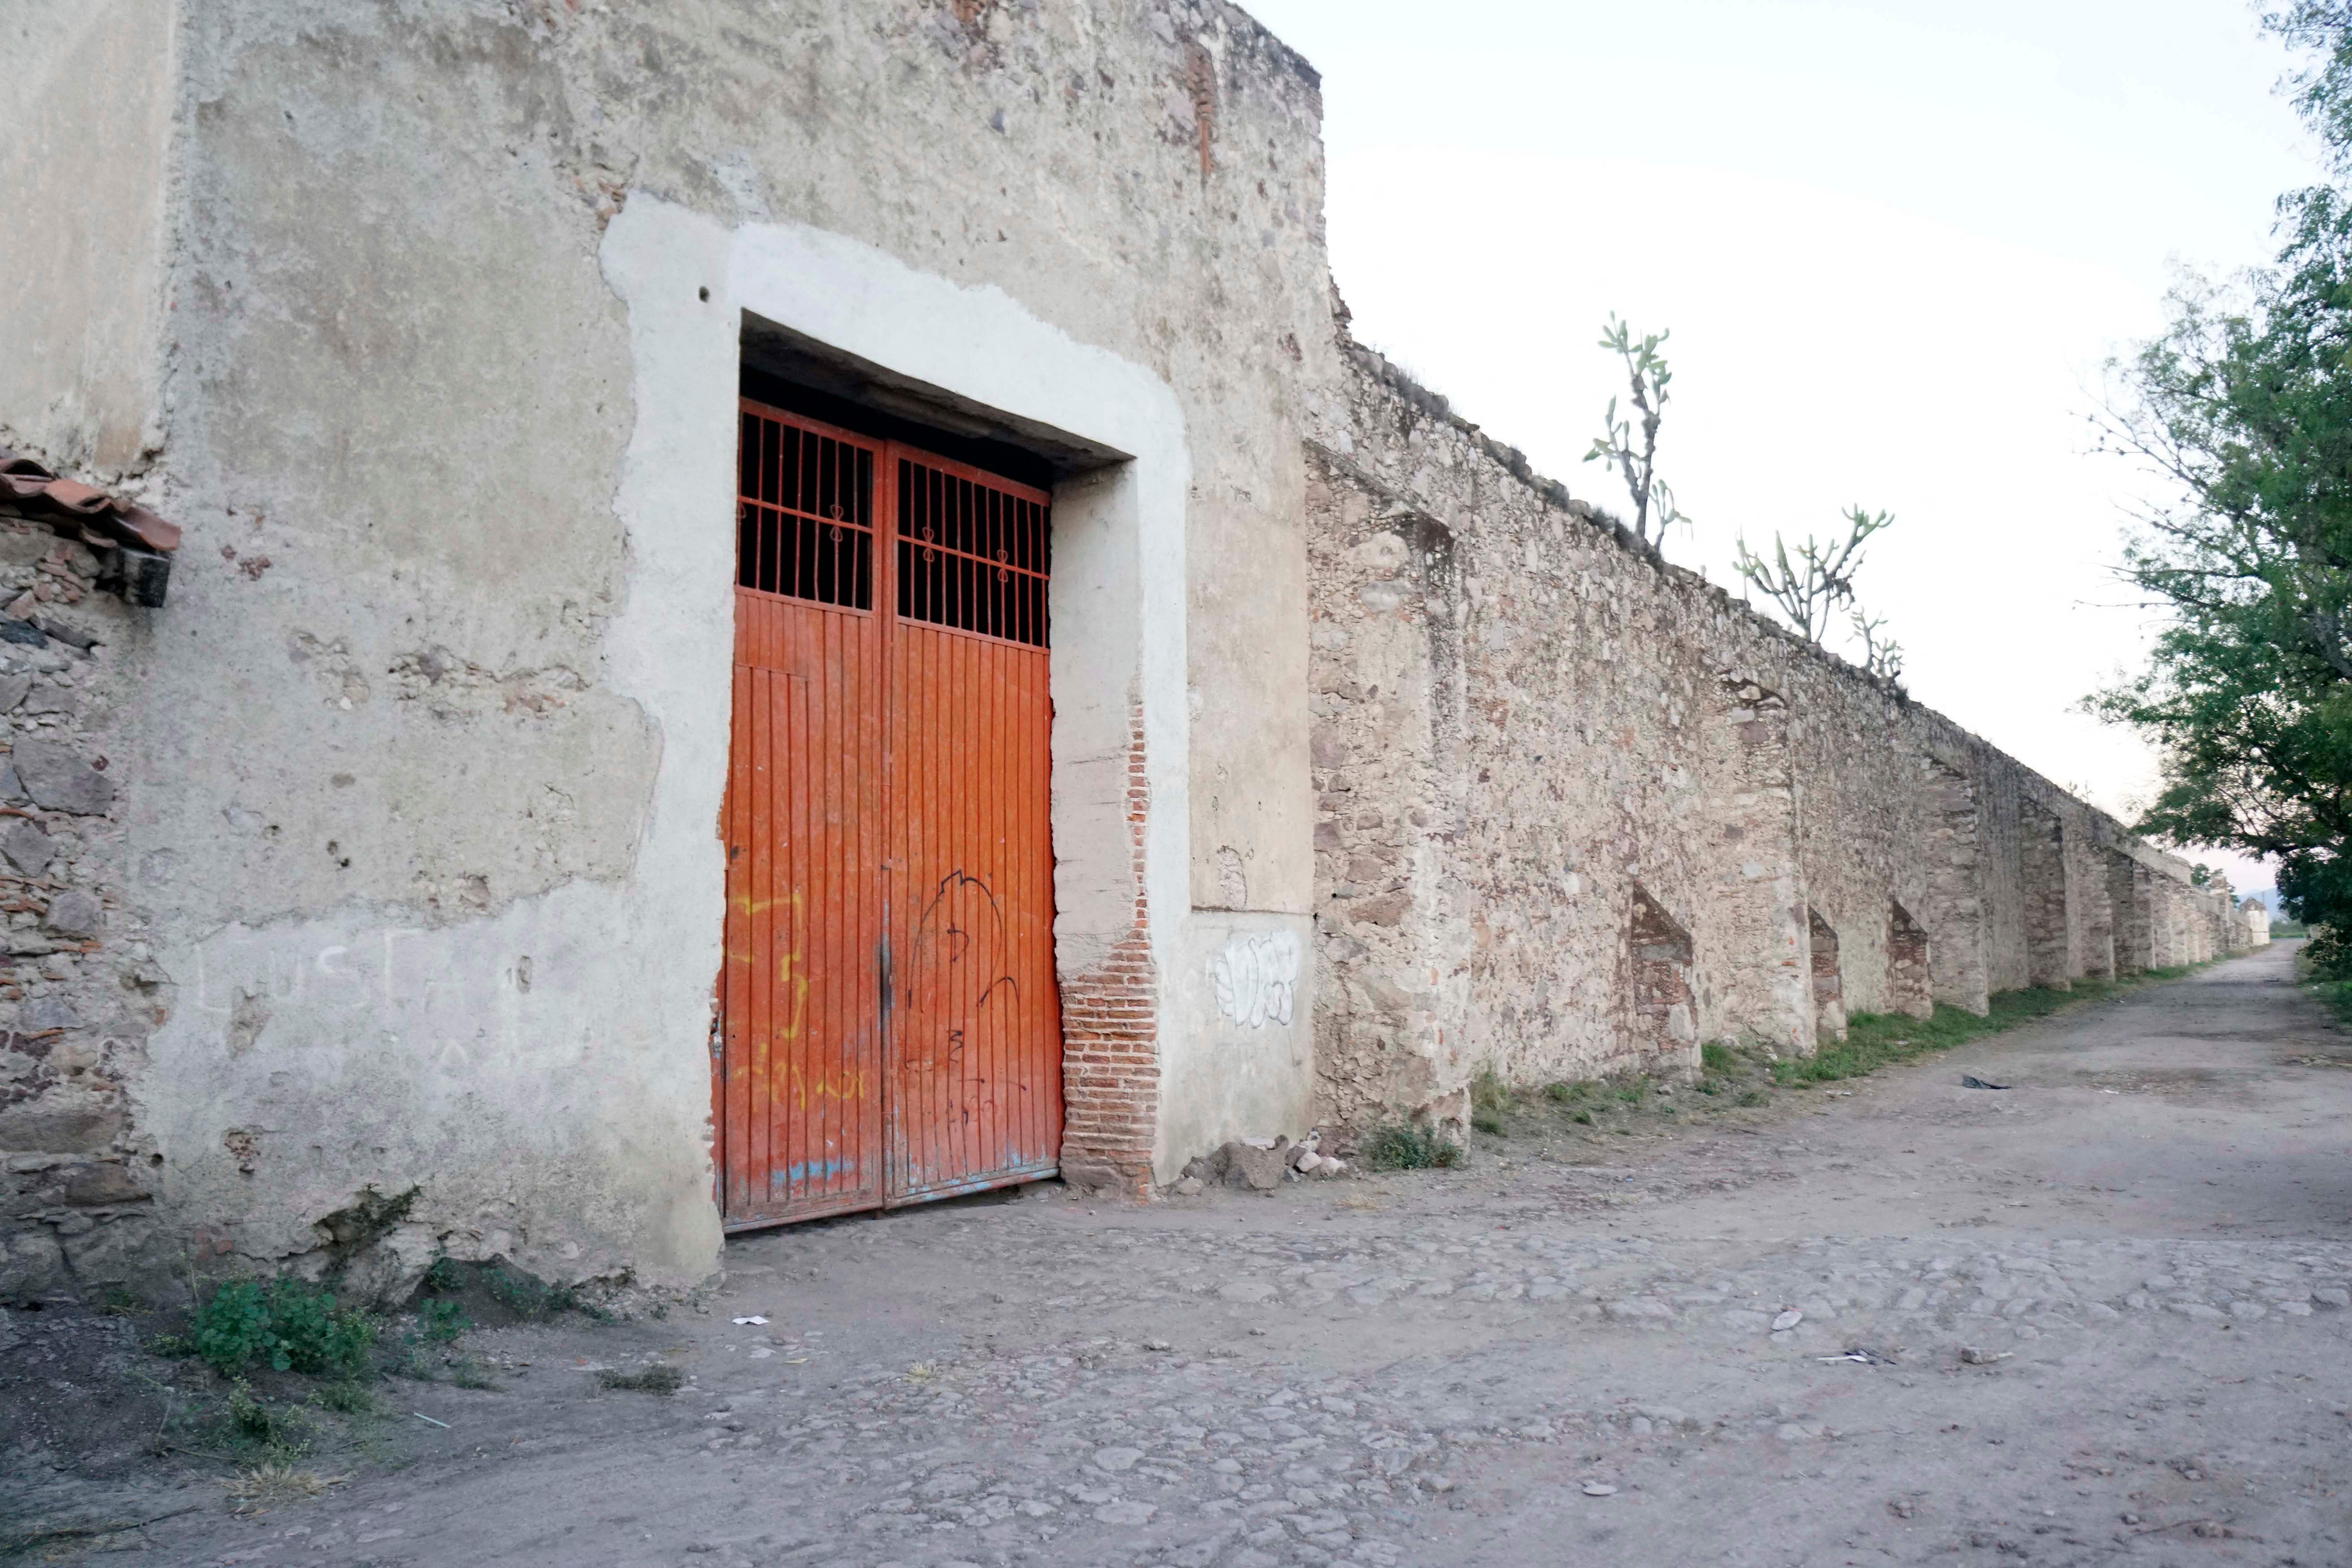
[1807,908,1846,1042]
[1920,757,1990,1016]
[1626,885,1697,1076]
[1886,900,1934,1018]
[2105,850,2150,976]
[2020,801,2072,991]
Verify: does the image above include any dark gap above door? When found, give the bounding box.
[740,310,1127,489]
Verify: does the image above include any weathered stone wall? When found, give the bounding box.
[1305,342,2225,1131]
[1,0,2255,1294]
[0,508,160,1298]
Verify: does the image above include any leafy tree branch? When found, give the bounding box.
[2090,4,2352,961]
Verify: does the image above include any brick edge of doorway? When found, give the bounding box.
[1057,698,1161,1198]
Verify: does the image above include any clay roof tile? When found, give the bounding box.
[0,452,181,555]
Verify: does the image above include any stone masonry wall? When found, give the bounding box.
[0,505,161,1301]
[1305,339,2224,1132]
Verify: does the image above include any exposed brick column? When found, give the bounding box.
[1055,702,1160,1197]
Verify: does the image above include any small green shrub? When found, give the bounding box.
[418,1298,469,1343]
[484,1260,588,1318]
[190,1278,377,1378]
[192,1280,273,1373]
[1470,1072,1511,1135]
[1570,1108,1595,1126]
[1542,1081,1579,1103]
[1699,1042,1736,1075]
[413,1255,603,1325]
[221,1379,316,1456]
[310,1381,376,1416]
[1365,1121,1464,1170]
[598,1363,684,1394]
[1695,1077,1723,1096]
[1612,1076,1650,1106]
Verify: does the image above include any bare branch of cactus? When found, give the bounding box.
[1583,315,1689,555]
[1849,604,1904,681]
[1733,506,1897,650]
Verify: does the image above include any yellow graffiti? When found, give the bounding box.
[779,1062,866,1110]
[774,952,810,1042]
[728,888,806,919]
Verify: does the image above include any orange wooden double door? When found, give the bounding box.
[718,400,1063,1227]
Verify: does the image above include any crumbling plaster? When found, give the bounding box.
[0,0,177,473]
[1,0,1343,1293]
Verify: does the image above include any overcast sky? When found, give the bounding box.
[1241,0,2319,896]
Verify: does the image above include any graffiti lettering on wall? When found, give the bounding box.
[185,926,546,1067]
[1213,929,1300,1029]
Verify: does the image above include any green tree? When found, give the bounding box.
[2093,4,2352,958]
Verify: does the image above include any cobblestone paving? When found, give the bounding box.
[19,948,2352,1566]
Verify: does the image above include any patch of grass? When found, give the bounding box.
[2311,976,2352,1028]
[1700,1042,1737,1076]
[220,1379,318,1458]
[1364,1121,1465,1170]
[1542,1080,1585,1103]
[445,1356,498,1390]
[484,1258,595,1318]
[1569,1108,1595,1126]
[190,1278,377,1379]
[309,1381,376,1416]
[597,1363,684,1395]
[1611,1076,1652,1106]
[1736,1089,1767,1107]
[1470,1072,1511,1136]
[412,1255,605,1327]
[224,1461,339,1508]
[1775,969,2212,1088]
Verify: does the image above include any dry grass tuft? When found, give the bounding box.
[224,1463,342,1508]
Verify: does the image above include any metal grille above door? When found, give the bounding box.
[719,400,1064,1229]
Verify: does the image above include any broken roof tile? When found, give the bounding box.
[0,451,181,556]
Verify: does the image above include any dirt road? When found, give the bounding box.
[9,942,2351,1566]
